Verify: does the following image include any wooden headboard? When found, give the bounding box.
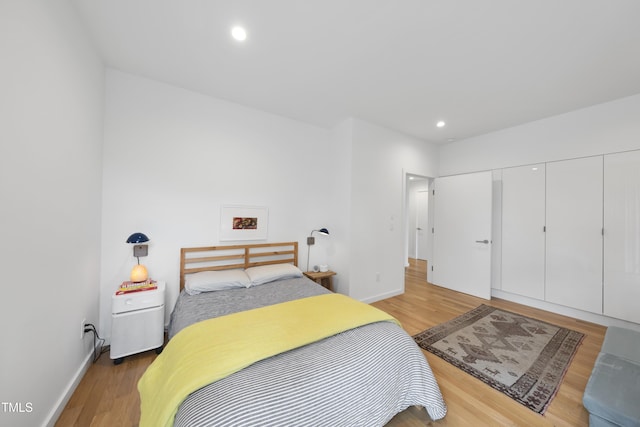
[180,241,298,290]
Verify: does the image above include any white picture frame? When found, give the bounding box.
[220,205,269,241]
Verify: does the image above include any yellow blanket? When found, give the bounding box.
[137,293,399,427]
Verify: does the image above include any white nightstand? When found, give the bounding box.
[110,281,165,365]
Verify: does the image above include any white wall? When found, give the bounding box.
[327,119,354,295]
[100,70,348,337]
[439,93,640,328]
[439,94,640,175]
[0,1,104,426]
[348,119,439,302]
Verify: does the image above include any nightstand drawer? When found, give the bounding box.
[111,306,164,358]
[112,281,165,314]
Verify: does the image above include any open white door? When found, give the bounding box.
[432,171,492,299]
[416,190,429,260]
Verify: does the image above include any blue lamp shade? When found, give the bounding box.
[126,232,149,244]
[308,228,329,244]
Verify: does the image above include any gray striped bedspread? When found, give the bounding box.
[167,277,447,426]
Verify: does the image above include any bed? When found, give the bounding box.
[138,242,447,427]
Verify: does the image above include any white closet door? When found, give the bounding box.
[546,156,603,314]
[502,164,546,300]
[604,150,640,323]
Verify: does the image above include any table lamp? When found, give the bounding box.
[306,228,329,272]
[126,232,149,282]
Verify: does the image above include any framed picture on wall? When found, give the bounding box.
[220,205,269,241]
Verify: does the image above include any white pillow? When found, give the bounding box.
[184,269,251,295]
[245,263,303,286]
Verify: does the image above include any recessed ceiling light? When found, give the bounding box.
[436,121,446,128]
[231,26,247,41]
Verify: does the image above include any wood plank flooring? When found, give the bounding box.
[56,259,605,426]
[379,259,605,427]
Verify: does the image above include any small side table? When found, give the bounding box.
[111,281,165,365]
[304,270,336,292]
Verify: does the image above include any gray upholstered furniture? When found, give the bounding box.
[583,326,640,427]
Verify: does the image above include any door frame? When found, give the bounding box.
[403,170,434,283]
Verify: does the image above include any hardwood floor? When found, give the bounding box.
[56,259,605,426]
[380,259,605,427]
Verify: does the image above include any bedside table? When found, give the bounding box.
[111,281,165,365]
[304,271,336,292]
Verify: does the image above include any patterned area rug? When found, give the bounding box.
[413,304,584,414]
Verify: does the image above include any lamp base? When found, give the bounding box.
[130,264,148,283]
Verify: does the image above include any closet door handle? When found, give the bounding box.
[475,239,489,244]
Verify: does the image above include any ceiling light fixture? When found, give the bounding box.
[231,26,247,41]
[436,121,446,128]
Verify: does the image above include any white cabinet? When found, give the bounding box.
[604,151,640,323]
[111,281,165,364]
[501,164,546,300]
[545,157,603,314]
[498,151,640,323]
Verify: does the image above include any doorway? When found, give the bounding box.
[404,173,433,283]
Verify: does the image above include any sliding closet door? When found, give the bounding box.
[546,156,603,314]
[604,150,640,323]
[501,164,546,300]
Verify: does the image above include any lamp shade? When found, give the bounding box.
[317,228,329,235]
[126,232,149,244]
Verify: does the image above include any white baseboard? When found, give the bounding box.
[492,288,640,333]
[43,351,93,427]
[361,288,404,304]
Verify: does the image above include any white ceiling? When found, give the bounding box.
[72,0,640,143]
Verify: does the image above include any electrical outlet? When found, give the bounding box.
[80,318,86,339]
